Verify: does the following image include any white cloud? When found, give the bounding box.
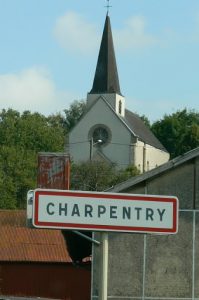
[0,67,75,115]
[53,12,160,54]
[53,11,100,54]
[114,16,159,51]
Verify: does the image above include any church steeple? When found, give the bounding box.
[89,15,122,95]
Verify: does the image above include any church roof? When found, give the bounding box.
[89,15,122,95]
[124,109,168,152]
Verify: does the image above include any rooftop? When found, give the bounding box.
[0,210,72,263]
[89,15,121,95]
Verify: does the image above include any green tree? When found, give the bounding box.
[0,109,65,209]
[47,113,67,135]
[140,114,151,128]
[19,110,65,152]
[70,161,140,191]
[63,100,86,131]
[151,109,199,158]
[0,167,17,209]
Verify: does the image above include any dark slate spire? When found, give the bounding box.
[89,15,122,95]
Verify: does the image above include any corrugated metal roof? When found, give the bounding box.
[0,210,26,226]
[0,210,72,263]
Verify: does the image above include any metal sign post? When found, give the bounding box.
[99,232,109,300]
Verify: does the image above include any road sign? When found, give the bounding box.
[32,189,178,234]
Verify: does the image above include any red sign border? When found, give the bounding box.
[33,189,178,234]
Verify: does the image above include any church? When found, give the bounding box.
[69,14,169,172]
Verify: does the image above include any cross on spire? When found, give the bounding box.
[105,0,112,15]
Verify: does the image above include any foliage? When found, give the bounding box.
[63,100,86,131]
[0,109,65,209]
[47,113,67,135]
[151,109,199,158]
[140,115,151,128]
[0,100,87,209]
[0,168,16,209]
[70,161,140,191]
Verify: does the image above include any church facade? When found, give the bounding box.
[69,15,169,172]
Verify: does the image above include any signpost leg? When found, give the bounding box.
[99,232,109,300]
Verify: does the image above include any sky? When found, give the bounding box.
[0,0,199,123]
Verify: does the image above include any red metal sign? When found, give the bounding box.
[37,153,70,190]
[33,189,178,234]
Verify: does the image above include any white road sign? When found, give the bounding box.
[32,189,178,234]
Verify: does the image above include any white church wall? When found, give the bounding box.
[69,98,131,168]
[87,93,125,117]
[145,144,170,171]
[134,140,170,173]
[133,140,145,172]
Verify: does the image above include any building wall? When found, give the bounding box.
[69,97,131,168]
[70,96,169,170]
[92,157,199,299]
[125,158,198,209]
[87,93,125,117]
[134,141,170,173]
[0,262,91,300]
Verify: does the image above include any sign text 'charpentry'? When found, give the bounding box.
[32,189,178,234]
